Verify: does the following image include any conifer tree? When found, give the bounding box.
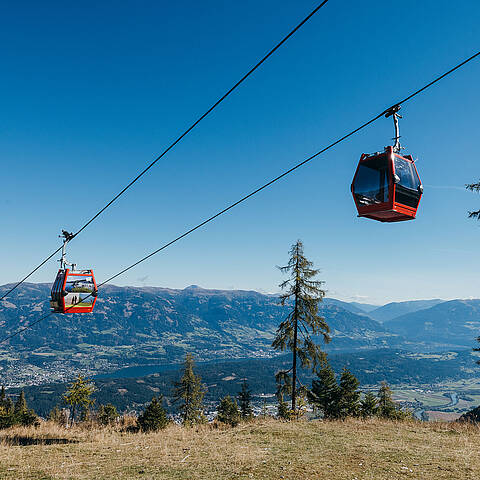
[0,387,14,429]
[337,368,360,419]
[49,406,65,424]
[14,390,27,415]
[138,397,169,432]
[0,386,6,409]
[277,394,292,420]
[466,180,480,220]
[0,406,14,429]
[13,390,37,426]
[308,360,339,419]
[98,403,119,426]
[217,395,240,427]
[237,380,253,420]
[273,240,330,415]
[5,397,13,415]
[377,381,399,419]
[360,392,378,418]
[173,353,206,425]
[63,375,95,425]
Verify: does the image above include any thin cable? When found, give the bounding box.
[0,1,330,303]
[1,49,479,344]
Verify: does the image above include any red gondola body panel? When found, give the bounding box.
[50,268,97,313]
[351,146,422,222]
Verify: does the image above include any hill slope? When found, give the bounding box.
[385,299,480,347]
[369,299,445,323]
[0,283,397,385]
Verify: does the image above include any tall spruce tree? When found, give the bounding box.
[308,360,339,419]
[337,368,360,419]
[173,353,206,425]
[237,380,253,420]
[272,240,330,414]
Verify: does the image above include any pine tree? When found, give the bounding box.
[63,375,95,425]
[237,380,253,421]
[173,353,206,425]
[217,395,241,427]
[13,390,37,426]
[277,394,292,420]
[308,360,339,419]
[98,403,118,426]
[337,368,360,419]
[466,180,480,220]
[377,381,399,419]
[0,387,14,429]
[0,386,6,409]
[0,406,14,429]
[273,240,330,415]
[49,406,65,424]
[5,397,13,414]
[360,392,378,418]
[138,397,169,432]
[14,390,27,415]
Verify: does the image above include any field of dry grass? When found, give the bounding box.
[0,418,478,479]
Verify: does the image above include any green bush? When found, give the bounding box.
[138,397,169,432]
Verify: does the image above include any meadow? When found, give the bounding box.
[0,418,478,479]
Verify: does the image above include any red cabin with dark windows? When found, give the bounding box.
[50,268,98,313]
[351,146,423,222]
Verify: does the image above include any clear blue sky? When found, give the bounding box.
[1,0,479,304]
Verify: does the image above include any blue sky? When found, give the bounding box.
[1,0,479,304]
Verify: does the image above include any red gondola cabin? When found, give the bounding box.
[50,268,98,313]
[351,146,423,222]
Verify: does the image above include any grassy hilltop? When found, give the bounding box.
[0,418,478,479]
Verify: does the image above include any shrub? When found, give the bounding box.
[138,397,169,432]
[217,396,240,427]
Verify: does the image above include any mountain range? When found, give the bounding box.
[0,282,479,386]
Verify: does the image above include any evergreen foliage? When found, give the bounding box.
[272,240,330,415]
[14,390,27,415]
[377,381,411,420]
[216,395,240,427]
[466,180,480,220]
[137,397,169,432]
[62,375,95,424]
[337,368,361,419]
[48,406,66,425]
[308,361,339,419]
[0,386,6,408]
[237,380,253,420]
[98,403,119,426]
[277,395,292,420]
[360,392,379,418]
[173,353,206,425]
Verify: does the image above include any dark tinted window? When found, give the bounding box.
[394,156,420,190]
[353,155,389,205]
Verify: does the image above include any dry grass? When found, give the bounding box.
[0,418,478,479]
